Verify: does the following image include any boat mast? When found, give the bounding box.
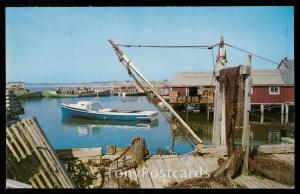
[108,39,203,145]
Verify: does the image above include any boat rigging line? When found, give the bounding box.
[117,42,281,66]
[117,44,214,49]
[108,38,203,145]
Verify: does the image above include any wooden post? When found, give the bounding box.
[212,68,226,146]
[207,105,210,122]
[281,104,284,124]
[212,77,222,147]
[260,104,264,123]
[220,87,226,146]
[285,104,289,124]
[241,55,252,175]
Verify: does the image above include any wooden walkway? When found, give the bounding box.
[102,154,292,189]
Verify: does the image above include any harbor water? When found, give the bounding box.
[19,95,293,155]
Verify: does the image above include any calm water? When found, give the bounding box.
[20,96,196,154]
[19,94,292,155]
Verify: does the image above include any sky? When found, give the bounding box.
[6,7,294,83]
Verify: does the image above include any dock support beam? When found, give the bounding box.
[281,104,284,124]
[260,104,264,123]
[285,104,289,124]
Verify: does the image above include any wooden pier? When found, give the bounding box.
[102,153,292,189]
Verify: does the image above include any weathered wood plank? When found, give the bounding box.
[16,120,65,188]
[250,176,271,188]
[145,158,163,188]
[257,144,294,154]
[10,125,32,155]
[6,128,26,159]
[56,147,102,159]
[193,156,214,172]
[26,118,72,188]
[203,157,219,171]
[33,174,46,188]
[136,163,154,188]
[239,175,261,188]
[162,155,189,182]
[185,156,206,173]
[29,177,38,188]
[200,146,227,155]
[44,167,60,188]
[6,138,21,162]
[39,169,53,188]
[262,178,290,189]
[19,119,67,187]
[153,157,174,186]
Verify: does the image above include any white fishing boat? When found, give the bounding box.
[61,101,158,121]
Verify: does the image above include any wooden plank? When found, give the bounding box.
[178,156,201,179]
[200,146,227,155]
[250,176,271,189]
[136,163,154,188]
[10,125,32,155]
[18,120,65,187]
[6,127,27,159]
[186,155,211,178]
[44,167,60,188]
[234,176,249,188]
[33,174,46,188]
[202,157,217,172]
[56,147,102,159]
[29,178,38,188]
[16,121,63,188]
[257,144,294,154]
[246,176,267,188]
[238,175,260,188]
[24,118,71,188]
[39,169,53,188]
[261,178,290,189]
[162,155,189,182]
[193,156,214,172]
[152,156,174,186]
[145,158,163,188]
[6,138,20,162]
[178,156,198,172]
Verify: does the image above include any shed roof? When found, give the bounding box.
[168,67,294,87]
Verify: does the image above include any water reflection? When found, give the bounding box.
[61,117,159,136]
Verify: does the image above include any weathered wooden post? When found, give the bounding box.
[241,55,252,175]
[285,104,289,124]
[212,36,227,147]
[281,104,284,124]
[260,104,264,123]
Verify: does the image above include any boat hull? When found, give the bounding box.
[45,91,79,98]
[61,105,155,121]
[18,91,43,98]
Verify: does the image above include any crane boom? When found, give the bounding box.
[108,38,203,145]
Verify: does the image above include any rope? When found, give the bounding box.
[118,42,280,66]
[224,43,280,65]
[117,44,214,49]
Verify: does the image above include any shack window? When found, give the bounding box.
[269,86,280,95]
